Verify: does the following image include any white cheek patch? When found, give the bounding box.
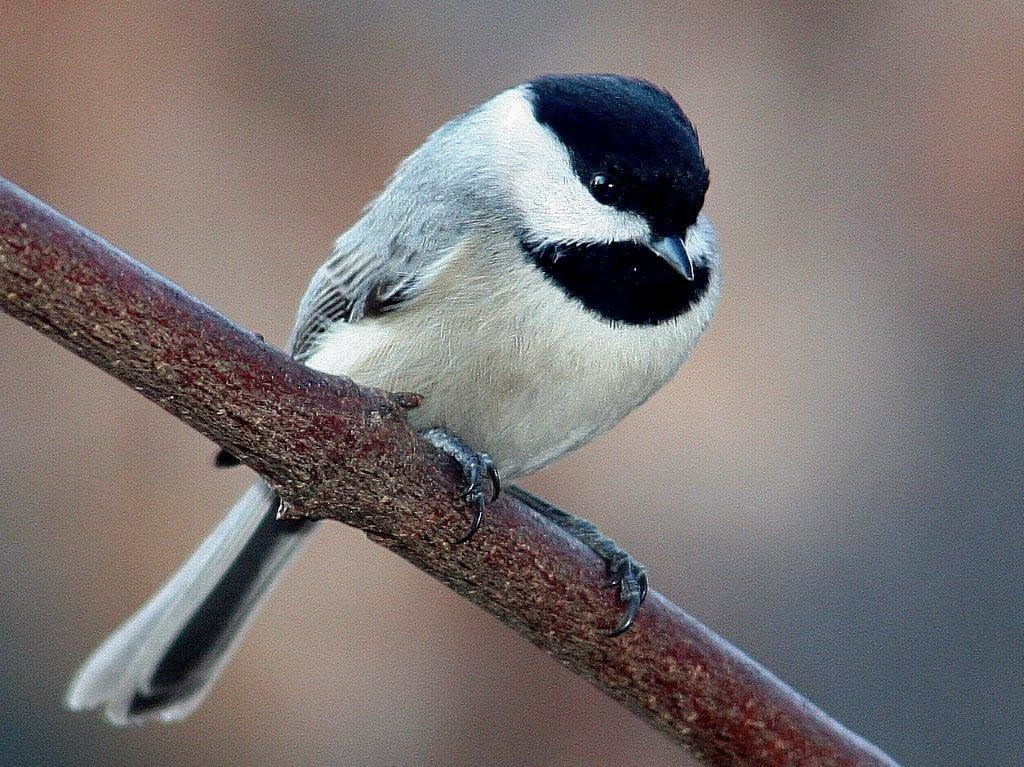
[484,89,649,245]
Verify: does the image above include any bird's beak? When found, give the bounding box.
[649,235,695,281]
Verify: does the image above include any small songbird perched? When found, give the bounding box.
[67,73,721,724]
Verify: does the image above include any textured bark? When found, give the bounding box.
[0,176,902,767]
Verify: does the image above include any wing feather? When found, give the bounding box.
[288,237,443,362]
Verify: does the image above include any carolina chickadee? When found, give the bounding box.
[66,74,721,725]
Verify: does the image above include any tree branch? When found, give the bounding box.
[0,176,902,767]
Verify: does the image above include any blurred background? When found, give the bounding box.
[1,2,1021,765]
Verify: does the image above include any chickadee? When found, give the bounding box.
[67,74,721,725]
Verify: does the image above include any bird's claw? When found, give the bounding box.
[485,458,501,501]
[605,554,649,637]
[453,450,499,542]
[503,486,651,637]
[421,428,501,543]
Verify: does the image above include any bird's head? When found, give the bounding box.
[477,74,718,325]
[374,73,720,326]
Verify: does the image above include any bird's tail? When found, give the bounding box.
[66,480,312,725]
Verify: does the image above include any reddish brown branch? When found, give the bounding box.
[0,176,901,767]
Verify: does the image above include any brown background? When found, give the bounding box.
[1,3,1021,766]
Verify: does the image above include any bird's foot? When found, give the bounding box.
[602,549,649,636]
[506,486,649,636]
[421,428,501,543]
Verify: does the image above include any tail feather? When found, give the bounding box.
[66,481,312,724]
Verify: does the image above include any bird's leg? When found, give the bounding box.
[420,428,501,543]
[505,485,649,636]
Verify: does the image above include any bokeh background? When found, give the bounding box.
[1,2,1021,766]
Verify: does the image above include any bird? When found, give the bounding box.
[66,73,722,725]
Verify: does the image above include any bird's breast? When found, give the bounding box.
[306,238,716,478]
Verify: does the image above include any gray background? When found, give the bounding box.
[1,2,1021,766]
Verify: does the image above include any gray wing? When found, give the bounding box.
[288,236,440,362]
[288,124,476,362]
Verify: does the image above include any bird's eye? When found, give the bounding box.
[589,174,621,206]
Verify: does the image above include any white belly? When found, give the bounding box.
[305,240,717,479]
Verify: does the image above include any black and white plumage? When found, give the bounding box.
[67,74,721,724]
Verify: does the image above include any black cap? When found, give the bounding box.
[526,74,709,236]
